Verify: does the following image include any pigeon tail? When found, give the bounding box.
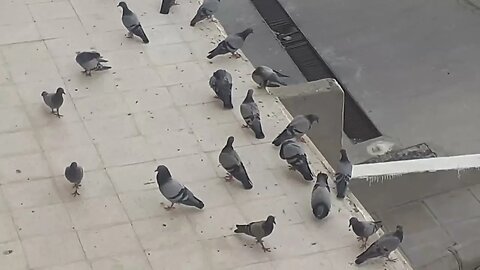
[222,95,233,109]
[231,164,253,190]
[183,195,205,209]
[234,224,249,234]
[312,202,329,219]
[273,69,289,77]
[251,119,265,139]
[96,64,112,71]
[297,162,314,181]
[190,13,204,26]
[355,244,377,265]
[266,80,287,87]
[335,173,350,199]
[272,128,293,146]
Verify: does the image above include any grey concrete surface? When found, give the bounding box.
[350,167,480,269]
[269,79,344,171]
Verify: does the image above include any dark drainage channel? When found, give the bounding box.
[250,0,381,143]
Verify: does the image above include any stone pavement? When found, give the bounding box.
[0,0,410,269]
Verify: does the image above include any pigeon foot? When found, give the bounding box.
[224,174,233,182]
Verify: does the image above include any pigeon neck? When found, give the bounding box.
[122,7,133,16]
[243,93,254,103]
[238,31,251,40]
[340,152,349,162]
[394,229,404,241]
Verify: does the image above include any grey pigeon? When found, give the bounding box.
[311,173,331,219]
[118,2,149,43]
[234,215,276,252]
[65,162,83,197]
[155,165,204,210]
[279,139,314,181]
[41,87,65,118]
[252,66,288,88]
[240,89,265,139]
[209,69,233,109]
[207,28,253,59]
[75,51,111,76]
[190,0,220,26]
[272,114,319,146]
[349,217,383,248]
[335,149,352,199]
[219,136,253,189]
[355,225,403,264]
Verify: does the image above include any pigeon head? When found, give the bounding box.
[70,162,78,169]
[266,215,276,225]
[41,91,48,97]
[244,89,254,103]
[226,136,235,147]
[306,114,319,124]
[340,149,349,162]
[394,225,404,241]
[349,217,359,227]
[56,88,65,95]
[238,28,254,40]
[155,165,172,184]
[117,1,127,8]
[315,172,330,191]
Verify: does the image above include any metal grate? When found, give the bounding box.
[250,0,381,143]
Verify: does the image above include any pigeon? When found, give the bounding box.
[41,87,65,118]
[209,69,233,109]
[240,89,265,139]
[118,2,149,43]
[311,172,331,219]
[335,149,352,199]
[355,225,403,264]
[349,217,383,248]
[207,28,253,59]
[279,139,314,181]
[155,165,204,210]
[234,215,276,252]
[252,66,288,88]
[272,114,319,146]
[75,51,111,76]
[219,136,253,189]
[190,0,220,26]
[65,162,83,197]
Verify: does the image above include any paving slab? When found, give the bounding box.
[0,0,410,269]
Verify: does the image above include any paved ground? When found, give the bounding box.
[0,0,411,270]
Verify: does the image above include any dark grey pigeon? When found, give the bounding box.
[207,28,253,59]
[65,162,83,197]
[240,89,264,139]
[355,225,403,264]
[252,66,288,88]
[349,217,383,248]
[41,87,65,118]
[190,0,220,26]
[219,136,253,189]
[335,149,352,199]
[155,165,204,210]
[209,69,233,109]
[272,114,319,146]
[118,2,149,43]
[279,139,314,181]
[75,51,111,76]
[311,173,331,219]
[234,215,275,252]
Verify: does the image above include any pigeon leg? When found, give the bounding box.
[299,136,307,143]
[164,202,176,210]
[258,240,271,252]
[71,184,80,197]
[86,70,92,76]
[232,52,242,58]
[224,173,233,182]
[360,239,367,249]
[126,32,133,38]
[213,95,220,99]
[241,124,249,128]
[385,255,397,262]
[56,109,63,118]
[288,165,296,171]
[172,0,180,6]
[50,108,55,114]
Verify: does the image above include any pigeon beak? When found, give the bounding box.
[154,169,158,172]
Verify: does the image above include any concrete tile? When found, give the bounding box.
[132,215,197,250]
[118,189,164,221]
[74,93,129,121]
[469,183,480,201]
[44,35,94,58]
[180,102,240,129]
[0,85,22,108]
[145,129,201,159]
[97,136,154,167]
[187,178,234,208]
[64,73,117,99]
[8,59,60,84]
[55,169,116,202]
[40,261,92,270]
[106,161,157,193]
[122,87,173,113]
[159,153,217,183]
[1,40,50,64]
[22,232,84,268]
[0,131,40,158]
[134,107,188,134]
[37,122,92,150]
[156,61,208,86]
[12,203,72,239]
[66,196,129,230]
[167,80,216,106]
[28,1,76,21]
[425,189,480,224]
[104,49,150,71]
[0,23,40,46]
[233,262,275,270]
[146,242,212,270]
[445,217,480,244]
[147,25,183,45]
[272,253,334,270]
[239,196,302,226]
[2,179,61,209]
[89,29,142,51]
[0,3,33,26]
[78,223,143,260]
[36,17,87,39]
[90,253,152,270]
[225,169,286,202]
[179,25,216,43]
[84,115,140,142]
[146,43,194,66]
[0,153,51,184]
[0,213,17,243]
[113,67,165,91]
[0,240,28,270]
[187,205,245,239]
[264,223,318,257]
[0,191,9,213]
[193,123,253,152]
[26,102,82,128]
[14,79,64,105]
[45,143,103,176]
